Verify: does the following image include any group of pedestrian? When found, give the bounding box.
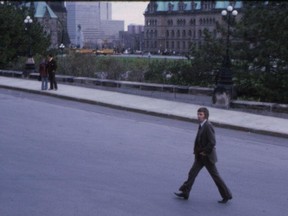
[38,53,58,91]
[38,53,232,204]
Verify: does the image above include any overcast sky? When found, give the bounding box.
[111,1,149,30]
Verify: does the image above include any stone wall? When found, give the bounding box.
[1,69,287,114]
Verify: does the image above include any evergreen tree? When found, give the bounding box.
[0,2,50,68]
[233,1,288,102]
[186,29,224,86]
[235,1,288,73]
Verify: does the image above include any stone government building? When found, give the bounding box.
[143,1,243,55]
[20,1,70,49]
[18,1,243,54]
[20,1,123,50]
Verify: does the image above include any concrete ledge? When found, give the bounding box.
[56,75,74,83]
[231,100,288,114]
[119,81,141,89]
[175,86,189,94]
[101,80,119,88]
[273,103,288,113]
[162,85,175,93]
[74,77,98,85]
[140,83,164,91]
[0,70,23,78]
[29,73,39,80]
[189,86,213,95]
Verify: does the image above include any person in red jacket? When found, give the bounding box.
[39,58,48,90]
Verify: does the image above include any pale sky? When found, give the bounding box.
[111,1,149,30]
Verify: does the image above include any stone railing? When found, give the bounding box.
[1,69,288,114]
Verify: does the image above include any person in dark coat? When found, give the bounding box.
[174,107,232,204]
[46,53,58,90]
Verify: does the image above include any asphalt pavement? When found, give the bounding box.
[0,76,288,138]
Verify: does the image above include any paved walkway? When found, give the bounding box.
[1,76,288,138]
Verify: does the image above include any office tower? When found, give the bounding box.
[66,2,123,48]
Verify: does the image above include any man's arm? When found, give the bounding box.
[200,122,216,155]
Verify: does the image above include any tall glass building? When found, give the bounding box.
[66,2,124,48]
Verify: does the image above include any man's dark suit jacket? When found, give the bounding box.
[194,121,218,164]
[47,58,57,74]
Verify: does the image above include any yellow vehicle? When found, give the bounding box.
[73,48,96,54]
[95,49,114,55]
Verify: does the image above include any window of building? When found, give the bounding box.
[191,2,198,10]
[183,30,186,38]
[190,18,196,25]
[198,29,202,38]
[167,19,173,26]
[203,2,208,10]
[168,2,174,11]
[178,2,187,11]
[148,2,158,13]
[151,19,157,26]
[150,30,153,38]
[177,19,186,26]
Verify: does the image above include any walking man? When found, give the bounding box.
[174,107,232,204]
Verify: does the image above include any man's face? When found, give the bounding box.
[197,111,206,123]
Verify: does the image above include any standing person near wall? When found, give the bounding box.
[174,107,232,204]
[47,53,58,90]
[38,58,48,90]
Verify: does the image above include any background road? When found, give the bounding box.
[0,89,287,216]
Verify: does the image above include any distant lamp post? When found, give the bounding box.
[59,43,65,73]
[213,5,238,108]
[24,15,35,77]
[59,43,65,55]
[221,6,238,71]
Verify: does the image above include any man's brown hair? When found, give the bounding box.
[197,107,209,119]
